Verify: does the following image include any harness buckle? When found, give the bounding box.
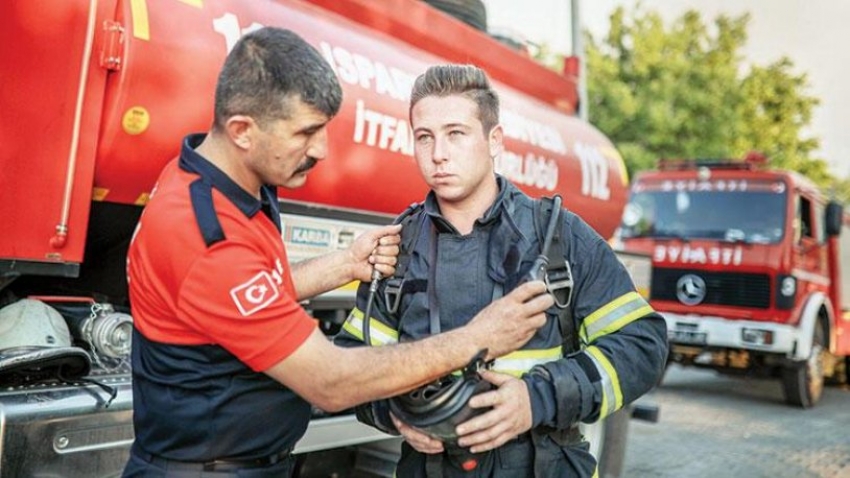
[383,278,405,314]
[545,261,573,309]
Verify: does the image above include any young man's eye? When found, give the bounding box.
[416,134,433,143]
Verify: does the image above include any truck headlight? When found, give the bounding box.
[775,275,796,310]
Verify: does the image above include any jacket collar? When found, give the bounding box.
[422,174,513,233]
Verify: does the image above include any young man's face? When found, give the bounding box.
[411,95,501,206]
[251,99,331,190]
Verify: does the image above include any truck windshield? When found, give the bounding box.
[618,179,787,244]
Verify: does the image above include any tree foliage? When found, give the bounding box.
[584,6,850,203]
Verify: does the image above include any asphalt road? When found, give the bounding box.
[623,365,850,477]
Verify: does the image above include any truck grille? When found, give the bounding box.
[651,268,771,309]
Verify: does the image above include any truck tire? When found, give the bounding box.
[781,321,826,408]
[422,0,487,32]
[582,408,630,478]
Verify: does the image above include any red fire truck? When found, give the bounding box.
[615,152,850,408]
[0,0,651,476]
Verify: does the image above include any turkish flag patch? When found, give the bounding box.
[230,271,280,316]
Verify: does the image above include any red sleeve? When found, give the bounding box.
[177,239,317,372]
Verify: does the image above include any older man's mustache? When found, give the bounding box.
[294,157,318,174]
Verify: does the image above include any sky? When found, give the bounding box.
[483,0,850,179]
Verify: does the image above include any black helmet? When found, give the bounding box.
[388,350,492,471]
[389,361,491,440]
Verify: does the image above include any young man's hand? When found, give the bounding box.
[455,370,534,453]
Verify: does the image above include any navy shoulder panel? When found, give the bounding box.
[189,179,226,247]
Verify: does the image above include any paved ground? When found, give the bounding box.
[623,365,850,478]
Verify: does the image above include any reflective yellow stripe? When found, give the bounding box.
[586,346,622,419]
[129,0,150,40]
[500,347,563,360]
[490,346,562,377]
[177,0,203,7]
[581,292,652,343]
[342,308,398,346]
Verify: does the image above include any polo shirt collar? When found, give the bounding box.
[178,133,274,219]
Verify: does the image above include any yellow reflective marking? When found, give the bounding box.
[587,305,654,343]
[348,308,398,340]
[129,0,150,40]
[491,346,562,376]
[177,0,203,7]
[499,346,562,360]
[343,309,398,345]
[587,346,623,417]
[581,292,642,340]
[342,319,365,341]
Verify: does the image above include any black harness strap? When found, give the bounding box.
[530,197,585,463]
[533,197,578,354]
[384,203,427,314]
[426,223,441,336]
[386,197,579,353]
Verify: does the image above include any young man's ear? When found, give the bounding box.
[225,115,256,151]
[488,124,505,159]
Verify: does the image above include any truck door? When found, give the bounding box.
[793,193,830,299]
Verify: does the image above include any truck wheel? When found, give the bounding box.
[582,408,630,478]
[781,322,826,408]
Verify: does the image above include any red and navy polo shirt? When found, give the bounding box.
[127,133,317,461]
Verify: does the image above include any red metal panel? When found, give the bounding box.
[0,0,115,265]
[92,0,627,238]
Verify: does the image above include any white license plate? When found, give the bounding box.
[669,329,707,345]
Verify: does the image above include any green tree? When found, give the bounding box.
[584,6,848,203]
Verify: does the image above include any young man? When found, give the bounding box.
[337,64,669,477]
[124,30,553,477]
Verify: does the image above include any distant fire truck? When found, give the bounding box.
[0,1,652,476]
[616,152,850,407]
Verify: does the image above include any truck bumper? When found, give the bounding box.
[662,312,800,357]
[0,378,134,478]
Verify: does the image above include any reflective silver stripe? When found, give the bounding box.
[585,346,622,419]
[581,292,654,343]
[490,346,563,377]
[341,308,399,346]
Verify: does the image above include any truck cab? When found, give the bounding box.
[615,153,850,407]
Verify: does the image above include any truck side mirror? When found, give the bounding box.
[825,201,844,237]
